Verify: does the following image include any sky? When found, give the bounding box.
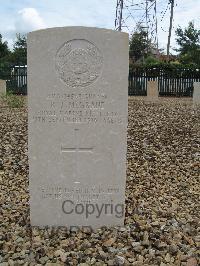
[0,0,199,53]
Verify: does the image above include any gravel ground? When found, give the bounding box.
[0,97,199,266]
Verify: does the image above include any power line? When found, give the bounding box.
[115,0,159,49]
[160,2,170,22]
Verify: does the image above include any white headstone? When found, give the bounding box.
[28,27,129,228]
[193,82,200,105]
[146,80,159,102]
[0,79,6,94]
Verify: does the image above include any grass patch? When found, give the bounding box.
[0,91,25,108]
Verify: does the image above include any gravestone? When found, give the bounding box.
[146,81,159,102]
[28,27,129,228]
[0,79,6,94]
[193,82,200,105]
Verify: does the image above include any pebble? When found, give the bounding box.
[186,257,198,266]
[0,99,199,266]
[131,242,141,247]
[165,253,171,262]
[107,260,115,266]
[39,256,49,264]
[142,231,150,246]
[169,244,178,254]
[114,256,125,265]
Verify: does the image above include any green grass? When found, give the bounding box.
[0,91,25,108]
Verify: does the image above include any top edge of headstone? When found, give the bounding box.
[27,26,129,37]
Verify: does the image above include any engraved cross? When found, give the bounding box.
[61,128,94,184]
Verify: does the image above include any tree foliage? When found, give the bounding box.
[129,27,149,62]
[12,34,27,65]
[0,34,11,76]
[0,34,9,58]
[175,22,200,65]
[0,33,27,78]
[0,34,10,59]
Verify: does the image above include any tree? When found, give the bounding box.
[129,26,160,64]
[0,33,27,78]
[0,34,11,77]
[129,26,149,62]
[12,33,27,65]
[0,34,10,58]
[175,22,200,65]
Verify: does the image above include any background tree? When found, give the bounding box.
[129,26,160,65]
[0,33,27,78]
[175,22,200,65]
[0,34,11,77]
[0,34,10,59]
[129,26,149,62]
[12,33,27,65]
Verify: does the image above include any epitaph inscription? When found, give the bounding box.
[28,27,129,228]
[56,39,103,88]
[32,92,124,125]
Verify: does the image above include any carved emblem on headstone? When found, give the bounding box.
[56,39,103,88]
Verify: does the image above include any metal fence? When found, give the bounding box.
[0,65,27,95]
[129,67,200,97]
[1,65,200,97]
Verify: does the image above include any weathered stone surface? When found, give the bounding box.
[193,82,200,105]
[146,81,159,102]
[0,79,6,94]
[28,27,129,228]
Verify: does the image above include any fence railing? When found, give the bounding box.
[1,66,200,97]
[129,67,200,97]
[0,66,27,95]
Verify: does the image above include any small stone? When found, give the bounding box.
[132,262,143,266]
[108,247,118,253]
[0,159,3,170]
[16,237,24,243]
[133,245,143,252]
[90,258,96,265]
[45,262,61,266]
[186,258,198,266]
[131,242,141,247]
[156,241,167,249]
[138,255,143,262]
[128,258,135,263]
[15,261,24,265]
[114,256,125,265]
[54,249,64,257]
[169,244,178,254]
[151,221,159,226]
[39,256,49,264]
[11,253,21,260]
[54,249,67,262]
[8,260,14,266]
[165,253,171,263]
[142,231,150,246]
[181,255,188,262]
[99,250,108,259]
[107,260,115,266]
[119,227,126,232]
[103,238,116,247]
